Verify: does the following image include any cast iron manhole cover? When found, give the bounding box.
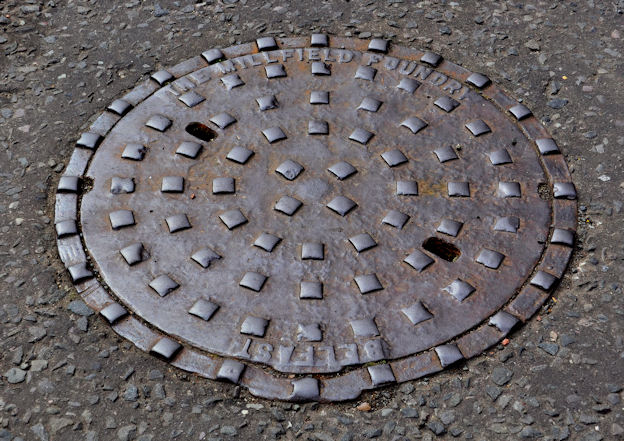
[56,36,576,402]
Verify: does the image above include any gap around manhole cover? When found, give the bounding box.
[55,36,576,402]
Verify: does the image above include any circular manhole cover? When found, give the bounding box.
[56,36,576,402]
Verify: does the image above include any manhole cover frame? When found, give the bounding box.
[55,35,576,402]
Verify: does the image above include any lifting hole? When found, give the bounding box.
[422,237,461,262]
[185,122,217,142]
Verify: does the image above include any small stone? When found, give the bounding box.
[447,392,462,407]
[524,40,540,51]
[439,410,456,425]
[486,385,502,400]
[538,342,559,356]
[400,407,419,418]
[10,347,23,365]
[153,3,169,17]
[357,402,371,411]
[380,408,393,417]
[560,334,576,347]
[606,383,622,393]
[5,367,27,383]
[550,80,562,95]
[439,26,451,35]
[31,423,49,441]
[363,428,382,438]
[399,383,414,394]
[519,426,542,438]
[612,423,624,436]
[30,360,48,372]
[427,421,446,435]
[77,316,88,332]
[123,385,139,402]
[580,414,599,424]
[220,426,237,436]
[118,424,137,441]
[547,98,568,109]
[580,432,604,441]
[491,367,513,386]
[148,369,163,380]
[67,300,94,316]
[153,383,166,399]
[49,417,72,434]
[592,404,611,414]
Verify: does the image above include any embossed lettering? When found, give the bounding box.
[338,50,353,63]
[278,345,294,364]
[230,58,245,69]
[296,48,304,61]
[253,342,273,363]
[248,54,262,66]
[293,346,315,367]
[189,68,211,84]
[322,48,335,63]
[456,86,471,100]
[262,51,278,64]
[384,57,399,70]
[318,345,337,366]
[337,343,359,365]
[234,338,251,358]
[412,64,432,81]
[442,79,462,94]
[429,72,448,86]
[398,60,417,75]
[281,49,294,62]
[365,53,383,66]
[307,48,320,61]
[217,60,236,74]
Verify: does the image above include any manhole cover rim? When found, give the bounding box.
[55,35,576,402]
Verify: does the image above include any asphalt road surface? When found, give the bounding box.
[0,1,622,440]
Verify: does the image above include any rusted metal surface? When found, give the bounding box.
[56,36,576,401]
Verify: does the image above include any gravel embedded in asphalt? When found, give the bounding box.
[0,0,623,439]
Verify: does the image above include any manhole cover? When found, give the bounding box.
[56,36,576,402]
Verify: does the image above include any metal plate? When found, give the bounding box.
[56,36,576,402]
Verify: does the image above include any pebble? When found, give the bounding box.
[524,39,540,51]
[220,426,237,436]
[4,367,27,383]
[491,367,514,386]
[538,342,560,356]
[31,423,48,441]
[30,360,48,372]
[123,384,139,402]
[548,98,569,109]
[153,3,169,17]
[356,402,371,411]
[486,385,502,400]
[118,424,137,441]
[67,299,94,316]
[49,417,72,434]
[427,420,446,435]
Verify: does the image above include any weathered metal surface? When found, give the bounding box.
[56,36,576,402]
